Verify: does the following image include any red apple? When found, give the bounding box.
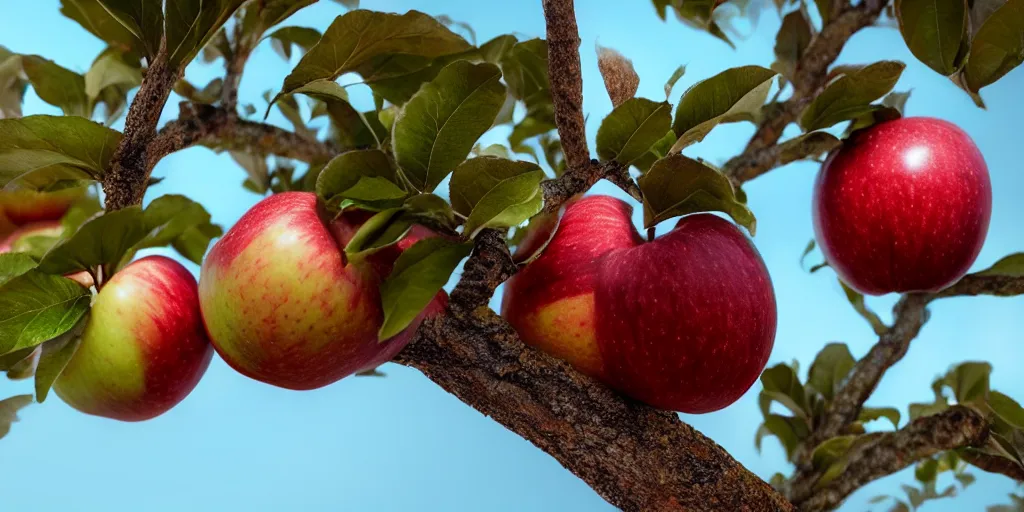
[54,256,213,421]
[812,117,992,295]
[0,221,93,288]
[0,188,85,226]
[198,192,444,390]
[502,195,777,413]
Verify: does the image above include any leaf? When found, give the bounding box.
[596,45,639,107]
[966,0,1024,92]
[976,253,1024,277]
[247,0,317,32]
[343,208,412,257]
[811,435,857,469]
[274,10,471,103]
[405,193,456,230]
[0,394,32,440]
[637,154,756,233]
[479,34,518,64]
[317,149,406,210]
[909,400,950,420]
[756,413,811,459]
[172,223,223,264]
[596,98,672,166]
[916,458,940,483]
[777,131,841,166]
[807,342,855,400]
[896,0,970,75]
[288,79,350,104]
[800,61,906,131]
[882,90,913,114]
[392,61,506,192]
[0,115,121,189]
[5,346,40,380]
[942,361,992,404]
[0,48,27,119]
[33,314,87,402]
[839,280,889,335]
[21,56,89,117]
[451,160,545,237]
[164,0,247,69]
[814,0,834,25]
[324,99,384,151]
[860,407,902,428]
[774,9,813,81]
[0,271,92,355]
[131,195,221,265]
[84,50,142,99]
[378,237,472,340]
[268,26,322,60]
[96,0,164,60]
[501,39,550,107]
[664,65,686,100]
[230,151,270,194]
[759,363,811,419]
[671,66,777,151]
[174,78,224,105]
[60,0,145,56]
[0,253,39,287]
[37,206,147,275]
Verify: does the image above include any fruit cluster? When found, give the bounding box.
[2,117,991,421]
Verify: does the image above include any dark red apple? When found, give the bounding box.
[502,195,777,413]
[198,192,444,390]
[812,117,992,295]
[54,256,213,421]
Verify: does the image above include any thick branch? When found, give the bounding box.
[724,1,889,184]
[542,0,590,171]
[795,406,989,511]
[396,308,793,512]
[103,45,181,210]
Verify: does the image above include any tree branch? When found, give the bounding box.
[934,274,1024,299]
[542,0,589,172]
[724,0,889,184]
[795,406,990,511]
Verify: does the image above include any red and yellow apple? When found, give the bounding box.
[0,187,85,226]
[54,256,213,421]
[198,192,444,390]
[502,195,777,413]
[813,117,992,295]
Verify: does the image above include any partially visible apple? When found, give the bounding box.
[0,221,93,288]
[54,256,213,421]
[0,188,85,226]
[813,117,992,295]
[199,192,444,390]
[502,195,777,414]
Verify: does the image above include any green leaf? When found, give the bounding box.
[0,271,91,355]
[778,132,841,166]
[909,400,950,420]
[405,193,457,230]
[0,394,32,440]
[839,281,888,335]
[96,0,164,60]
[37,206,147,275]
[0,254,39,287]
[501,39,550,104]
[130,195,221,265]
[60,0,145,56]
[807,342,855,400]
[812,435,857,469]
[964,0,1024,92]
[164,0,247,69]
[671,65,777,151]
[33,314,87,402]
[378,237,472,340]
[172,223,223,265]
[942,361,992,404]
[454,161,545,237]
[774,9,813,82]
[174,78,224,105]
[976,253,1024,277]
[989,391,1024,430]
[637,154,756,233]
[756,413,811,459]
[267,26,322,60]
[896,0,970,75]
[393,61,506,192]
[288,79,350,104]
[84,50,142,99]
[246,0,317,32]
[664,65,686,100]
[316,149,406,211]
[274,10,471,104]
[0,48,27,119]
[860,407,901,428]
[479,35,518,64]
[800,61,906,131]
[21,56,89,117]
[0,115,121,190]
[343,208,413,258]
[596,98,672,166]
[760,363,811,419]
[916,458,940,483]
[4,346,39,380]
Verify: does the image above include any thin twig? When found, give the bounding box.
[542,0,590,172]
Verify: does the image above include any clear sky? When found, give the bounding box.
[1,1,1022,511]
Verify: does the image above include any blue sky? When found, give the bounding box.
[2,1,1022,510]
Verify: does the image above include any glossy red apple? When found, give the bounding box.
[54,256,213,421]
[0,221,93,288]
[812,117,992,295]
[502,195,777,413]
[198,192,444,390]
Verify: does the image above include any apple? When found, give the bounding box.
[0,188,85,226]
[812,117,992,295]
[54,255,213,421]
[0,221,93,288]
[502,195,777,413]
[198,192,444,390]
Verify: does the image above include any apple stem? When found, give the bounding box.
[647,227,655,242]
